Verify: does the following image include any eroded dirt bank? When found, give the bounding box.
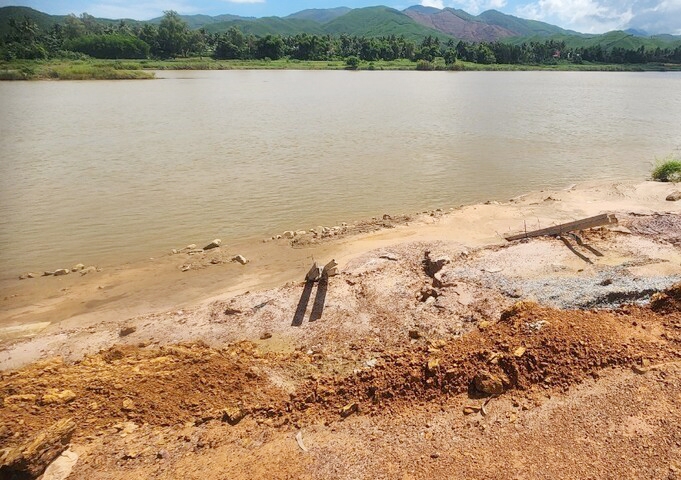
[1,285,680,479]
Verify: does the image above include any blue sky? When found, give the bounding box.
[1,0,680,34]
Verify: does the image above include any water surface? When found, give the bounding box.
[1,70,680,277]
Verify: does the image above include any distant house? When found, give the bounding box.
[553,50,561,59]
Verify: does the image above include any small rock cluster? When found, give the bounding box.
[170,239,249,272]
[20,264,100,280]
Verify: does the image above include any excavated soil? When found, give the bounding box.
[1,285,681,478]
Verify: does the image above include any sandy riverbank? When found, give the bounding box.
[1,179,681,479]
[1,180,680,369]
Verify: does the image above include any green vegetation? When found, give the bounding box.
[652,156,681,182]
[0,7,679,79]
[0,59,153,79]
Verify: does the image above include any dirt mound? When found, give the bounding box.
[650,283,681,315]
[2,284,680,450]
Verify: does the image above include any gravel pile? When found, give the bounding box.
[450,265,681,310]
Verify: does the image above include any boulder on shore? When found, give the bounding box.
[53,269,70,276]
[203,239,222,250]
[666,191,681,201]
[232,255,248,265]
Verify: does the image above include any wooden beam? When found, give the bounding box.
[505,213,617,242]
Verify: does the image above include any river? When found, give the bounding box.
[0,70,680,277]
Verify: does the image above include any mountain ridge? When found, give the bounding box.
[1,5,680,46]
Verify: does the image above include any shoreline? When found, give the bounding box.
[1,179,679,369]
[2,58,681,81]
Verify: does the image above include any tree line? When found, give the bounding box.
[2,10,680,66]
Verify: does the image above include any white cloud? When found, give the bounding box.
[421,0,445,8]
[516,0,681,34]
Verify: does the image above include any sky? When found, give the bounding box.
[1,0,680,35]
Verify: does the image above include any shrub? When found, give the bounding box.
[345,56,360,70]
[651,156,681,182]
[416,60,434,71]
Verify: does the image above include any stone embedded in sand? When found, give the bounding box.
[513,346,527,357]
[340,402,358,418]
[666,191,681,201]
[408,329,421,339]
[473,371,505,395]
[41,389,76,405]
[283,231,294,239]
[71,264,85,272]
[4,394,38,405]
[232,255,248,265]
[80,266,97,276]
[222,406,246,425]
[119,326,137,337]
[423,251,451,278]
[427,358,440,374]
[122,399,135,412]
[203,239,221,250]
[53,269,69,276]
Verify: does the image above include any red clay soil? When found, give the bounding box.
[2,285,680,448]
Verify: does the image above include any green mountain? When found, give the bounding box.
[323,6,451,41]
[477,9,574,37]
[0,6,64,36]
[203,17,325,36]
[286,7,351,24]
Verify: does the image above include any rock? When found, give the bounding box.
[41,448,78,480]
[0,418,75,479]
[53,269,69,276]
[43,271,55,276]
[340,402,358,418]
[473,371,505,395]
[119,326,137,337]
[122,399,135,412]
[426,358,440,374]
[221,406,246,425]
[283,231,295,239]
[260,332,272,340]
[463,405,481,415]
[187,249,204,255]
[41,389,76,405]
[666,191,681,201]
[513,346,526,357]
[423,251,451,278]
[382,214,392,220]
[408,329,421,339]
[379,253,399,261]
[181,265,191,272]
[232,255,248,265]
[71,264,85,272]
[210,258,221,265]
[80,266,97,276]
[4,394,38,404]
[203,239,221,250]
[295,230,307,236]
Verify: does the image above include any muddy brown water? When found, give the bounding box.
[1,71,680,277]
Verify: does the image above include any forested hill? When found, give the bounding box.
[2,4,681,46]
[1,4,680,67]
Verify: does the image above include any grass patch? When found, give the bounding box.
[651,156,681,182]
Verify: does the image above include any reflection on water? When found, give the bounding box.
[0,71,680,276]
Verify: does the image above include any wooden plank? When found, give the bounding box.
[505,213,617,242]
